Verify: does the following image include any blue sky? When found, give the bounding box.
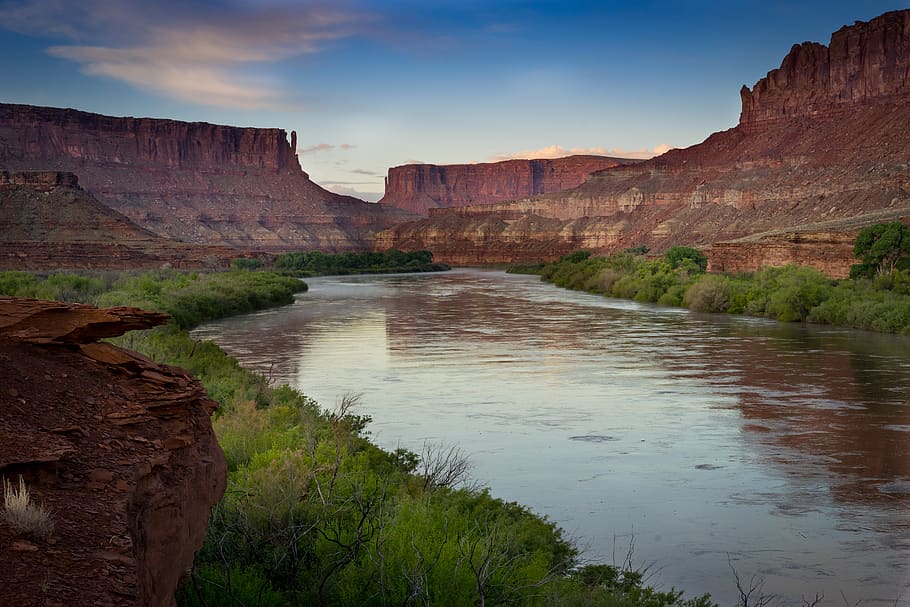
[1,0,908,200]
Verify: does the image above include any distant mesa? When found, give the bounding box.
[2,9,910,273]
[376,9,910,276]
[0,103,410,253]
[380,156,640,215]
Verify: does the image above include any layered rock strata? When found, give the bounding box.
[0,104,410,251]
[0,297,227,606]
[379,156,635,215]
[740,10,910,131]
[376,10,910,273]
[0,171,247,270]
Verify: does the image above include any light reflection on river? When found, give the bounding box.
[193,269,910,605]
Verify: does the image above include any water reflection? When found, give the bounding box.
[193,270,910,605]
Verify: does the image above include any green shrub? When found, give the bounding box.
[683,275,731,313]
[665,246,708,273]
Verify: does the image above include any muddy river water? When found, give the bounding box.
[193,269,910,605]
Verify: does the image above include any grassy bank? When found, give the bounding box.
[0,269,715,607]
[509,248,910,334]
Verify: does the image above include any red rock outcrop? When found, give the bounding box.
[0,297,227,606]
[0,104,410,251]
[740,10,910,131]
[376,9,910,273]
[0,171,252,270]
[379,156,635,215]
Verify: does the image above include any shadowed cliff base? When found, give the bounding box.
[0,171,267,270]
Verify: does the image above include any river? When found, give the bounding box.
[192,269,910,606]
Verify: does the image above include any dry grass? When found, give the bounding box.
[2,475,54,541]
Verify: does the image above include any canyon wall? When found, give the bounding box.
[377,9,910,272]
[740,10,910,131]
[0,103,300,173]
[0,104,410,251]
[0,298,226,606]
[0,171,246,269]
[379,156,633,215]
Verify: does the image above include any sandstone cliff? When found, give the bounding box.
[0,171,247,270]
[0,104,410,251]
[379,156,635,215]
[740,10,910,131]
[0,297,227,606]
[376,9,910,273]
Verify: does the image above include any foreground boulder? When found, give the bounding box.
[0,297,226,606]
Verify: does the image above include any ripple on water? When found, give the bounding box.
[569,435,620,443]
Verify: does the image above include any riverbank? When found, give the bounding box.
[509,249,910,334]
[0,269,715,606]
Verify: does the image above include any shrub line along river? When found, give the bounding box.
[192,269,910,606]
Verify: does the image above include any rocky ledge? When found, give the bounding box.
[0,298,226,606]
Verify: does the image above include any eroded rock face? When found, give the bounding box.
[740,10,910,131]
[0,170,256,269]
[0,298,227,606]
[376,10,910,273]
[379,156,634,215]
[0,104,409,251]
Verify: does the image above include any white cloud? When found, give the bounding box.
[2,0,372,109]
[490,143,674,162]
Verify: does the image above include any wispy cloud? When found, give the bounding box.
[0,0,372,109]
[491,144,674,162]
[350,168,377,176]
[298,142,358,154]
[299,143,335,155]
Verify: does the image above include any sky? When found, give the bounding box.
[1,1,909,201]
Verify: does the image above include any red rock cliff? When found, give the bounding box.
[377,9,910,271]
[0,104,410,251]
[740,10,910,131]
[0,104,300,174]
[0,297,227,606]
[379,156,634,215]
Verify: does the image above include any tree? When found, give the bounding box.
[850,222,910,279]
[665,246,708,273]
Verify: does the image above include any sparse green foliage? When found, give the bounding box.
[3,476,54,541]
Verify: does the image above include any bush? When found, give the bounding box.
[2,476,53,541]
[665,246,708,273]
[684,275,732,313]
[231,257,263,271]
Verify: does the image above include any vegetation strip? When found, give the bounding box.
[509,224,910,335]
